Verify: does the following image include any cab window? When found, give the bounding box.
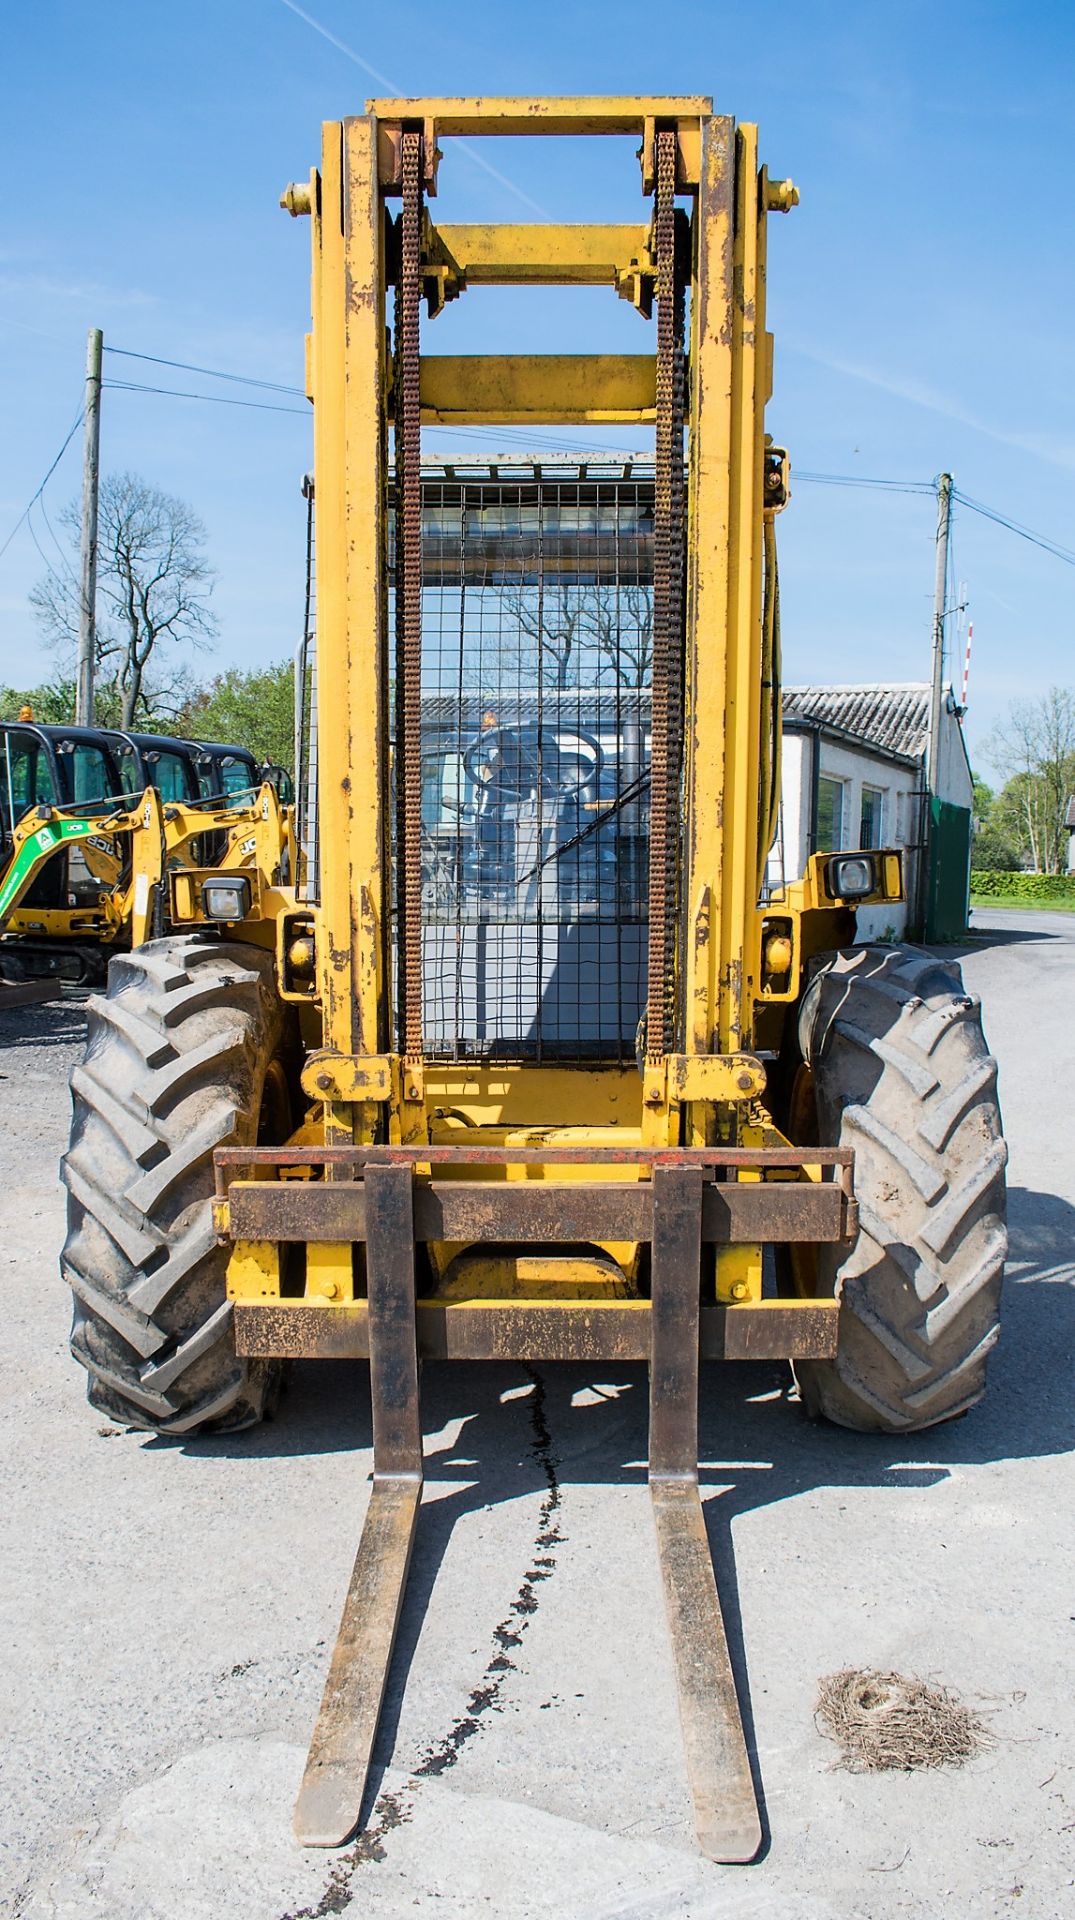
[203,754,257,807]
[55,742,117,806]
[2,731,58,823]
[114,743,144,798]
[144,751,195,803]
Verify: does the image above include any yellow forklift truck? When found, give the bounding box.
[60,98,1007,1863]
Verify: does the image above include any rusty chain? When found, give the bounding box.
[394,129,424,1064]
[646,127,686,1064]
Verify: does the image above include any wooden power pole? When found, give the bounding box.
[919,471,953,936]
[75,327,103,726]
[927,472,953,796]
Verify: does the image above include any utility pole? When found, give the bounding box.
[918,471,953,937]
[75,327,103,726]
[926,472,953,796]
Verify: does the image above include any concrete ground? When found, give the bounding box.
[2,910,1073,1920]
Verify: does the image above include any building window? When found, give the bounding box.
[817,776,845,852]
[860,786,885,849]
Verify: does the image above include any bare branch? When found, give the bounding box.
[30,469,219,726]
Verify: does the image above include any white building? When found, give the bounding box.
[772,683,974,941]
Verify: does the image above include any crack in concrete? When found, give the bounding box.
[413,1365,565,1778]
[282,1367,566,1913]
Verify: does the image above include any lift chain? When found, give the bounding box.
[647,127,687,1065]
[395,128,424,1063]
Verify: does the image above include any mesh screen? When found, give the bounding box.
[391,460,655,1065]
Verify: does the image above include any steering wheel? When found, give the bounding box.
[463,724,604,801]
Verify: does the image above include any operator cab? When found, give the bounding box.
[117,733,202,805]
[0,721,126,833]
[186,741,260,808]
[259,761,295,805]
[0,721,129,911]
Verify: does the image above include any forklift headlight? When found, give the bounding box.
[202,875,251,921]
[826,855,875,899]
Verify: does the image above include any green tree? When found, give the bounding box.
[180,662,294,771]
[0,680,79,724]
[0,675,194,733]
[983,688,1075,873]
[971,824,1022,871]
[971,774,993,821]
[968,772,1020,870]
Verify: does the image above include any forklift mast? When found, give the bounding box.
[57,95,1008,1874]
[295,98,798,1118]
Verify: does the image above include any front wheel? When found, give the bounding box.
[781,944,1008,1433]
[61,937,296,1434]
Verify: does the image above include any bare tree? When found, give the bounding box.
[30,471,218,726]
[983,687,1075,873]
[500,582,653,690]
[587,583,652,688]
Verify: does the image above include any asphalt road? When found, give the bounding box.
[3,911,1073,1920]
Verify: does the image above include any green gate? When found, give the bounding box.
[925,798,972,941]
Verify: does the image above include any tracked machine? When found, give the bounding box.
[61,98,1007,1862]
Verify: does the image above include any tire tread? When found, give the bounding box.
[61,935,288,1433]
[793,943,1007,1434]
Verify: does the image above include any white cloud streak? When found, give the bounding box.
[0,272,157,311]
[786,342,1075,474]
[276,0,550,217]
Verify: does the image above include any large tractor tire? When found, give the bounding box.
[783,944,1007,1433]
[61,938,295,1434]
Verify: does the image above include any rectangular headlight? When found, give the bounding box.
[826,854,876,899]
[201,876,251,921]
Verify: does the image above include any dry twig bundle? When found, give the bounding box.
[816,1668,991,1773]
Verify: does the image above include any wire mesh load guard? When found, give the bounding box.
[399,458,656,1064]
[297,459,663,1062]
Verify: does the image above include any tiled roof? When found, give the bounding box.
[781,683,939,760]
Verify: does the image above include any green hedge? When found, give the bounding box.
[971,869,1075,903]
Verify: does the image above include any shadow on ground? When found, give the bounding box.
[145,1183,1074,1849]
[0,997,89,1052]
[935,922,1070,958]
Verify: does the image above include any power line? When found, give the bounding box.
[105,361,631,448]
[23,502,55,575]
[952,488,1075,568]
[103,379,309,417]
[0,406,84,565]
[797,469,1075,569]
[106,344,306,397]
[30,494,78,591]
[423,423,646,457]
[37,491,76,579]
[796,470,934,495]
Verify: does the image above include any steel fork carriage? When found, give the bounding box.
[216,1141,854,1860]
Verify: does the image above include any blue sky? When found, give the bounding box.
[1,0,1072,768]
